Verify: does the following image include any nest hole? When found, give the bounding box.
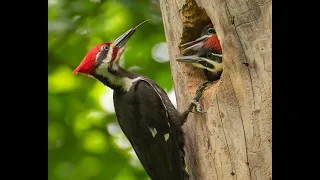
[178,0,223,97]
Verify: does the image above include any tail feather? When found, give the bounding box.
[175,125,190,180]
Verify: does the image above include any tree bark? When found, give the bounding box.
[159,0,271,180]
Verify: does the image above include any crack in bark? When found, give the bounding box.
[224,0,257,111]
[239,8,260,17]
[220,153,224,180]
[228,73,252,180]
[216,92,236,180]
[232,33,256,110]
[234,17,260,28]
[264,65,271,73]
[213,152,219,180]
[233,0,271,28]
[258,0,272,7]
[246,68,256,110]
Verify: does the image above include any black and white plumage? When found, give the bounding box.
[177,24,223,82]
[73,20,203,180]
[113,75,189,180]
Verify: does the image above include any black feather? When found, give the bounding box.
[113,78,189,180]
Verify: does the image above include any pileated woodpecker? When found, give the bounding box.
[73,20,202,180]
[177,24,223,82]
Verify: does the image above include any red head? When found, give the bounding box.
[73,19,151,76]
[204,35,222,54]
[181,23,222,54]
[73,42,112,75]
[176,23,223,72]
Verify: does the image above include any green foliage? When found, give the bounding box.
[48,0,173,179]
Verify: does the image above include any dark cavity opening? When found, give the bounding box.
[178,0,223,82]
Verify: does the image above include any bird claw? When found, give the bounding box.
[191,100,207,114]
[187,80,212,113]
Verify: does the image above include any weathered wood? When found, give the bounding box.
[159,0,272,179]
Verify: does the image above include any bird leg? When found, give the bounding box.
[187,80,212,113]
[177,80,212,126]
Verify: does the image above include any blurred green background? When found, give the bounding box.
[48,0,176,179]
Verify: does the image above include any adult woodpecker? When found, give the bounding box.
[177,24,223,82]
[73,20,201,180]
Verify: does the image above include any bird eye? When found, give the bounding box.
[100,45,109,51]
[206,53,213,59]
[208,28,215,34]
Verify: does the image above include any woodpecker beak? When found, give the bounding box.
[176,55,202,64]
[176,53,223,63]
[176,55,215,71]
[114,19,151,48]
[176,53,223,71]
[181,35,209,53]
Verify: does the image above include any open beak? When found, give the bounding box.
[176,55,215,70]
[176,54,223,71]
[114,19,151,48]
[176,55,201,64]
[176,53,223,63]
[180,35,209,53]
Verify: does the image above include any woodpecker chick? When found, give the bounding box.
[181,24,222,55]
[176,24,223,110]
[176,51,223,82]
[177,24,223,82]
[73,20,199,180]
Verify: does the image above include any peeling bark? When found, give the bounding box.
[159,0,272,179]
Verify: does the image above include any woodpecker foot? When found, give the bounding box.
[191,100,206,113]
[187,80,212,113]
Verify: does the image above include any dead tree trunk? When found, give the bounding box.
[158,0,272,180]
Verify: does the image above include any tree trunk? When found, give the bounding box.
[158,0,272,180]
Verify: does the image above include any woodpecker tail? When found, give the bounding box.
[137,77,190,180]
[175,126,190,180]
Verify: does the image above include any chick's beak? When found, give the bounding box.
[114,19,151,48]
[176,55,201,64]
[180,35,209,53]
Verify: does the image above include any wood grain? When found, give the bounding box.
[159,0,271,179]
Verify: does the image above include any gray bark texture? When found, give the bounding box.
[158,0,272,180]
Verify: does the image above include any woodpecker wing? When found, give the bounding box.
[113,79,188,180]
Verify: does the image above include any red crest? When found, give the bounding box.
[73,42,112,75]
[205,35,222,54]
